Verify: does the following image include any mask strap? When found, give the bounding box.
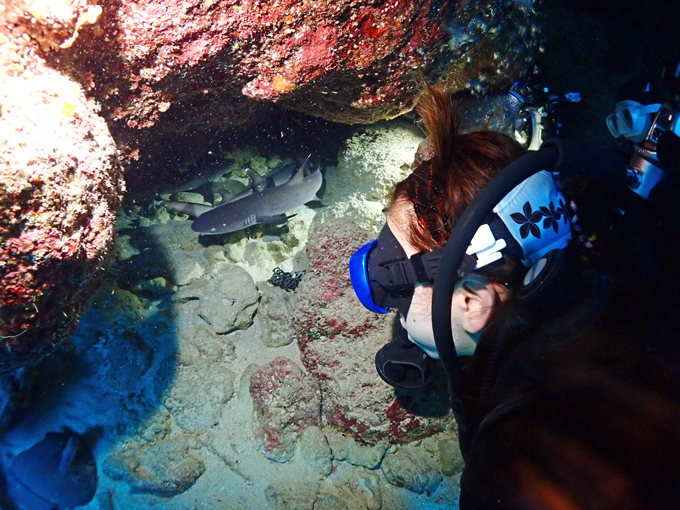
[379,250,477,288]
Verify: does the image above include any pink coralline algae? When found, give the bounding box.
[0,24,124,371]
[293,219,454,445]
[43,0,541,147]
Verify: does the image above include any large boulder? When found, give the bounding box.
[0,27,124,371]
[293,219,454,444]
[102,434,206,497]
[18,0,540,144]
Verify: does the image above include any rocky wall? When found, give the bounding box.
[10,0,541,153]
[0,20,124,370]
[293,219,454,445]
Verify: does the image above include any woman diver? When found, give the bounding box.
[349,78,680,508]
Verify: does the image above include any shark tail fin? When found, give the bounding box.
[195,182,215,205]
[246,168,267,192]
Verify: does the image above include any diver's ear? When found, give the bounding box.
[451,275,498,333]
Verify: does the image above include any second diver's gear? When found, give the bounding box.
[610,64,680,198]
[456,83,563,151]
[606,100,661,142]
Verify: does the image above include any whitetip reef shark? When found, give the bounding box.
[159,158,235,204]
[162,158,323,235]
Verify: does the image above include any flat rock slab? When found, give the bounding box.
[175,263,259,335]
[102,434,205,497]
[159,355,236,434]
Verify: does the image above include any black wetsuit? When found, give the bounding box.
[458,176,680,509]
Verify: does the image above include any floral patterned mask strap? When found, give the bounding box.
[493,170,572,267]
[405,161,452,247]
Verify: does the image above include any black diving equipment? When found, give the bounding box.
[375,324,437,389]
[621,59,680,198]
[349,224,415,316]
[349,223,476,317]
[430,141,628,456]
[456,81,563,151]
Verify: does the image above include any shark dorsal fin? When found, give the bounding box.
[288,154,312,186]
[246,168,267,192]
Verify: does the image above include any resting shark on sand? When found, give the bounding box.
[158,158,235,204]
[164,157,323,235]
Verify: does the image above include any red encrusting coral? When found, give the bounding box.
[0,23,124,371]
[23,0,541,154]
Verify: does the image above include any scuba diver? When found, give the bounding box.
[349,63,680,509]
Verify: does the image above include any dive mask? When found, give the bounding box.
[606,100,661,142]
[349,171,572,317]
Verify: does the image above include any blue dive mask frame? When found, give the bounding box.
[349,221,486,317]
[349,223,456,317]
[349,240,388,314]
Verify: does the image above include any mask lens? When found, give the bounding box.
[621,107,635,129]
[606,113,620,138]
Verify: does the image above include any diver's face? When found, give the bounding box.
[387,205,499,355]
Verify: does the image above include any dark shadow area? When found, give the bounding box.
[540,0,680,146]
[123,106,355,205]
[392,362,452,419]
[0,225,177,508]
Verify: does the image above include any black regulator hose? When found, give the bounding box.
[431,146,559,455]
[432,140,628,457]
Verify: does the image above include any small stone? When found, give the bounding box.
[381,447,442,495]
[299,426,333,476]
[173,191,208,204]
[265,480,320,510]
[204,245,227,265]
[326,432,349,461]
[257,282,296,347]
[116,234,140,261]
[102,434,205,497]
[314,493,349,510]
[346,437,389,469]
[352,470,382,510]
[238,363,261,401]
[224,238,246,263]
[437,437,465,476]
[166,250,206,286]
[131,277,174,295]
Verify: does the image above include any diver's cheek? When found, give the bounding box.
[401,285,439,359]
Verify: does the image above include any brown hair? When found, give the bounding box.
[392,82,526,253]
